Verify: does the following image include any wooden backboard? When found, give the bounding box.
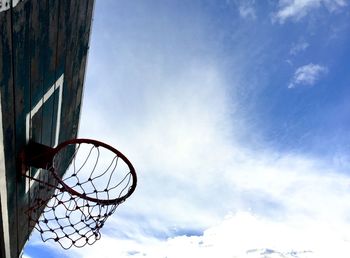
[0,0,94,257]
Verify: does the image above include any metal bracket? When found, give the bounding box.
[20,141,55,173]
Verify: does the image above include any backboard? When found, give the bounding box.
[0,0,94,257]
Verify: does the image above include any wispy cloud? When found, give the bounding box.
[288,63,328,88]
[289,40,310,55]
[273,0,347,23]
[238,2,257,20]
[229,0,257,20]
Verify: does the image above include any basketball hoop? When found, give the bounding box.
[20,139,137,249]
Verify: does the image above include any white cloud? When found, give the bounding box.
[274,0,347,23]
[289,40,310,55]
[239,5,256,20]
[236,0,257,20]
[70,152,350,258]
[288,63,328,88]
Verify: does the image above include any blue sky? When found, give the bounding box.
[25,0,350,257]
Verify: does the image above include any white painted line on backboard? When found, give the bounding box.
[25,73,64,146]
[0,0,20,13]
[55,75,63,146]
[30,84,55,117]
[25,74,64,194]
[0,91,11,258]
[24,169,42,194]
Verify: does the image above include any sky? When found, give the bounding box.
[24,0,350,257]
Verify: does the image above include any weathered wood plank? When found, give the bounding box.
[41,0,59,147]
[11,0,35,254]
[73,0,94,138]
[46,0,60,148]
[6,3,28,258]
[28,0,44,144]
[59,0,94,145]
[59,0,80,143]
[0,3,16,258]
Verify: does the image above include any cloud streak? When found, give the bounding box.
[289,40,310,55]
[274,0,347,23]
[237,0,257,20]
[288,63,328,88]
